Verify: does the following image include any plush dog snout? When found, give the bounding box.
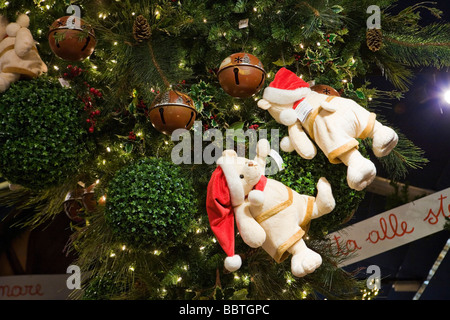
[246,160,258,167]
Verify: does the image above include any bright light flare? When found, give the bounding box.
[444,90,450,104]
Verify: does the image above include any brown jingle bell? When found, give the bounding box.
[48,16,96,61]
[149,90,197,135]
[310,84,340,97]
[63,183,97,223]
[217,52,266,98]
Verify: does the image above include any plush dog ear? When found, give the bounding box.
[216,150,245,207]
[256,139,271,158]
[16,14,30,28]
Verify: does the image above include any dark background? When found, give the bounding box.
[345,0,450,300]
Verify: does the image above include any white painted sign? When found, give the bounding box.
[329,188,450,266]
[0,274,72,300]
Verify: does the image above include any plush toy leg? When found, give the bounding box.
[0,72,20,92]
[289,239,322,277]
[339,148,376,191]
[370,122,399,158]
[312,177,335,219]
[287,123,316,159]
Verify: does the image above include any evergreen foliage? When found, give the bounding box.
[0,0,448,300]
[0,76,92,190]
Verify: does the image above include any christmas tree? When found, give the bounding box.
[0,0,448,301]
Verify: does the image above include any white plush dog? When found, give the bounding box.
[206,139,335,277]
[257,67,398,191]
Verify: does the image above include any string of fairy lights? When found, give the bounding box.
[0,0,392,300]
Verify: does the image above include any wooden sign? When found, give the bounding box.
[329,188,450,266]
[0,274,72,300]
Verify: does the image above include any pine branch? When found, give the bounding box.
[383,23,450,68]
[374,54,414,92]
[364,131,429,182]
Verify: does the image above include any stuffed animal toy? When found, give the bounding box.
[206,139,336,277]
[0,14,48,92]
[257,67,398,191]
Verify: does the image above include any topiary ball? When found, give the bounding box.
[105,158,198,249]
[264,124,366,238]
[276,149,366,238]
[0,76,92,190]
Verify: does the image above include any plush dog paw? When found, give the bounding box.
[291,249,322,277]
[372,126,398,157]
[316,177,336,214]
[280,136,295,152]
[279,109,298,126]
[347,157,376,191]
[257,99,272,110]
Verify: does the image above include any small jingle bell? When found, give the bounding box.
[310,84,340,97]
[149,90,197,135]
[48,16,96,61]
[217,53,266,98]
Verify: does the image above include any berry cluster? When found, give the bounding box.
[248,124,259,130]
[82,84,102,133]
[128,131,137,140]
[62,65,103,133]
[63,65,83,79]
[136,99,149,117]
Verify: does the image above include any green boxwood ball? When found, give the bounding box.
[0,76,92,190]
[275,145,366,238]
[105,158,198,249]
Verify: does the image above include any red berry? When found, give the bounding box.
[89,126,94,133]
[86,119,91,123]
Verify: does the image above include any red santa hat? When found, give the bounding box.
[262,67,311,105]
[206,152,267,272]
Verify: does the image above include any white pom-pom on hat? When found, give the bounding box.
[224,255,242,272]
[6,23,20,37]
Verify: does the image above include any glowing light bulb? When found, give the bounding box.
[444,90,450,104]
